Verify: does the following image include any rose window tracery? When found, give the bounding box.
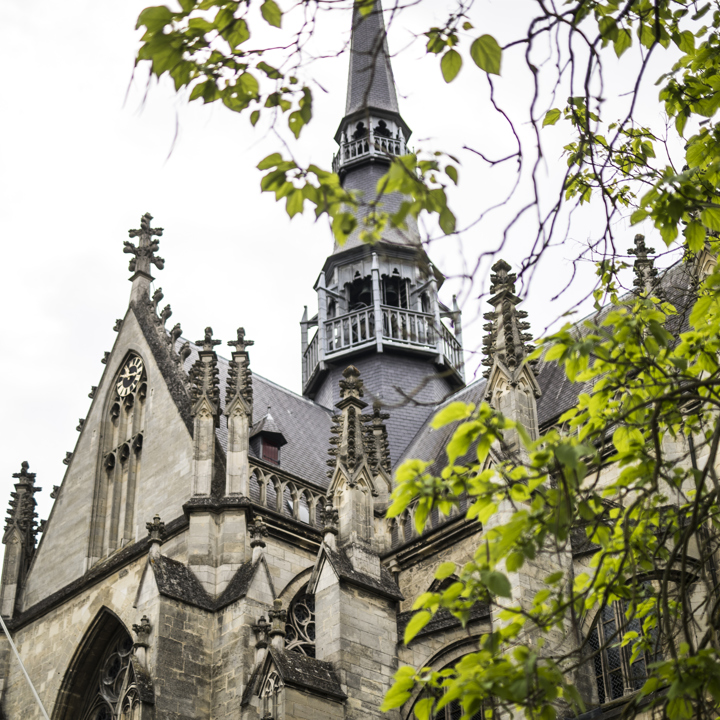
[284,587,315,657]
[80,628,141,720]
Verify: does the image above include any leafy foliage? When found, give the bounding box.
[133,0,720,718]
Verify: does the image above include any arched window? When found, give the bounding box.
[261,671,282,720]
[55,611,151,720]
[79,627,140,719]
[284,585,316,657]
[90,354,147,563]
[588,591,661,704]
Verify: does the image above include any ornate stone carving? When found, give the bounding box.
[63,452,73,466]
[146,514,165,543]
[178,341,191,364]
[318,500,339,535]
[132,616,152,647]
[125,212,164,275]
[252,616,270,649]
[226,327,254,410]
[5,462,40,539]
[284,589,316,657]
[362,401,391,474]
[170,322,183,347]
[113,318,123,332]
[268,598,287,640]
[151,288,164,314]
[160,304,172,327]
[629,233,661,296]
[339,365,364,400]
[189,328,221,415]
[101,352,110,365]
[89,386,97,399]
[482,259,536,378]
[76,418,85,432]
[249,517,269,548]
[50,485,60,499]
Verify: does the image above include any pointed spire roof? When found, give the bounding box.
[345,1,399,116]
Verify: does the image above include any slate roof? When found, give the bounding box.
[322,545,404,600]
[176,339,332,489]
[396,602,490,640]
[269,646,346,700]
[344,1,399,117]
[150,555,267,611]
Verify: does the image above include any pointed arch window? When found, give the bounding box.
[261,671,283,720]
[284,585,316,657]
[79,626,141,720]
[90,354,147,563]
[588,589,661,704]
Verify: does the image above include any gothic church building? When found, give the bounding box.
[0,3,692,720]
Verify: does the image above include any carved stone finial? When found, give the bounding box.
[126,213,165,276]
[197,327,222,353]
[489,259,516,296]
[151,288,164,314]
[226,329,254,411]
[227,327,255,353]
[132,616,152,645]
[339,365,364,400]
[249,517,269,548]
[268,599,287,639]
[160,304,173,327]
[362,401,391,474]
[189,330,221,415]
[252,616,270,649]
[146,514,165,543]
[178,342,191,364]
[5,462,42,545]
[170,323,183,347]
[482,259,536,378]
[319,499,339,535]
[113,319,123,332]
[629,233,661,296]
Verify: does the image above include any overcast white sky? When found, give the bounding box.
[0,0,677,554]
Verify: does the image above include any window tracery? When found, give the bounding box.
[261,670,282,720]
[284,586,316,657]
[90,354,148,563]
[80,627,141,720]
[588,592,661,704]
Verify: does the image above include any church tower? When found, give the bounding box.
[300,1,465,465]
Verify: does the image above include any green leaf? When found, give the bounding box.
[432,402,474,429]
[137,5,173,32]
[257,153,284,170]
[701,206,720,232]
[441,49,463,83]
[482,570,512,597]
[470,34,502,75]
[613,28,632,57]
[286,189,304,218]
[685,221,706,253]
[446,165,459,184]
[435,562,456,580]
[260,0,282,28]
[543,108,561,126]
[413,697,435,720]
[439,207,456,234]
[404,610,431,644]
[250,110,260,126]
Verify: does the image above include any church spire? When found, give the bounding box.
[345,1,400,117]
[332,0,414,252]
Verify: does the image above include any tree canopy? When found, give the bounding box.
[134,1,720,718]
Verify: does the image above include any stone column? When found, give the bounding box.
[371,253,384,353]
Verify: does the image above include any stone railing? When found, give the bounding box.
[387,494,471,549]
[332,129,407,173]
[302,331,319,386]
[381,306,435,347]
[249,463,326,527]
[326,307,375,354]
[441,324,464,379]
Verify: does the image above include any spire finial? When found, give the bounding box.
[482,259,536,378]
[196,327,221,353]
[5,461,41,546]
[126,213,165,303]
[227,327,254,353]
[339,365,364,400]
[629,234,660,296]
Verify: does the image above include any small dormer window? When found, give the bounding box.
[261,438,280,465]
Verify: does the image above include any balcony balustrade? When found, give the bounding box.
[332,128,407,174]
